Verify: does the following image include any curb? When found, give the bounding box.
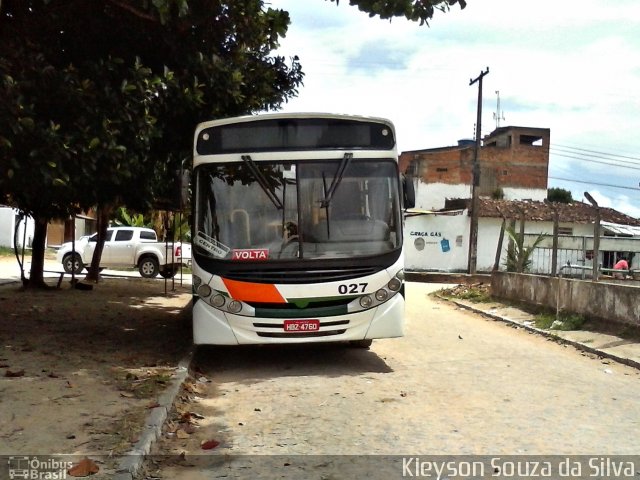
[114,347,195,480]
[448,298,640,371]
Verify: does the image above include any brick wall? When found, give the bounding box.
[401,126,550,194]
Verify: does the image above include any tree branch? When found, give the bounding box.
[107,0,158,23]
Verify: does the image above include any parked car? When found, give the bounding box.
[55,227,182,278]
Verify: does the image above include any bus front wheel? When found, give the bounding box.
[349,339,373,348]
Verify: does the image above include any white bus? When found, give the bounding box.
[191,113,414,346]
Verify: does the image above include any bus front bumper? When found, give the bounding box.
[192,294,405,345]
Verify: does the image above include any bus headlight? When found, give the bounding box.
[228,300,242,314]
[211,294,226,308]
[193,275,202,289]
[359,295,373,308]
[375,289,388,302]
[395,269,405,281]
[197,284,212,298]
[388,277,402,291]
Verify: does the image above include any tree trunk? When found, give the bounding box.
[26,216,50,289]
[84,207,112,283]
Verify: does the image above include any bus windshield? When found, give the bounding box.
[194,158,401,261]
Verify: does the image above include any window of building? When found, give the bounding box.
[557,227,573,236]
[520,134,544,146]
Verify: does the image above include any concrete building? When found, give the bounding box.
[0,206,35,249]
[400,126,550,210]
[400,125,640,273]
[404,198,640,274]
[0,207,96,249]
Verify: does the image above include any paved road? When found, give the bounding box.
[144,282,640,479]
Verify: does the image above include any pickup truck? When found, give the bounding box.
[55,226,182,278]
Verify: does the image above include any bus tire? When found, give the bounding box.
[349,339,373,348]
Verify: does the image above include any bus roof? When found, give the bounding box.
[194,112,396,156]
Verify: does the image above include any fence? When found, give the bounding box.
[520,233,640,279]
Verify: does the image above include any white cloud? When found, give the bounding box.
[269,0,640,218]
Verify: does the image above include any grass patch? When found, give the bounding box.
[456,288,492,303]
[436,284,493,303]
[618,325,640,342]
[534,311,586,331]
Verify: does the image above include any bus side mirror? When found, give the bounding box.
[402,175,415,209]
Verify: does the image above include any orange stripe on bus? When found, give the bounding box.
[222,278,286,304]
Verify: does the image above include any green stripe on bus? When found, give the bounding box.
[255,304,349,319]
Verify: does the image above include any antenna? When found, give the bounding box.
[493,90,505,128]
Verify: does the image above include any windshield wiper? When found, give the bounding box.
[321,153,352,208]
[241,155,283,210]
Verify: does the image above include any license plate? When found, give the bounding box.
[283,319,320,332]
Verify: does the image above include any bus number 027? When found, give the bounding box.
[338,283,368,294]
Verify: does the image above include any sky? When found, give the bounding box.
[267,0,640,218]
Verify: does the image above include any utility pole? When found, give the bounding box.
[468,67,489,274]
[584,192,601,282]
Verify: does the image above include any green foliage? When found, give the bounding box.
[454,287,492,303]
[534,312,585,331]
[113,207,152,228]
[436,284,492,303]
[172,214,192,243]
[0,0,466,286]
[547,187,573,204]
[0,0,303,284]
[504,226,545,272]
[491,187,504,200]
[331,0,467,25]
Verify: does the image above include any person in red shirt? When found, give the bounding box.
[613,257,629,279]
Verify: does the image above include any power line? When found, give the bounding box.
[553,143,640,163]
[548,176,640,192]
[550,151,640,171]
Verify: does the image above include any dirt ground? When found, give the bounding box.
[0,257,192,476]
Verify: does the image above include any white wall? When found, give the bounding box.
[404,212,470,272]
[414,181,548,210]
[502,187,547,202]
[0,207,35,249]
[403,213,615,273]
[414,182,471,210]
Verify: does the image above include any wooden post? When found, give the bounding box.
[551,207,559,277]
[584,192,600,282]
[517,210,526,273]
[493,207,506,272]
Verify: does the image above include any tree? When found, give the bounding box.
[332,0,467,24]
[0,0,303,287]
[113,207,152,228]
[504,226,545,273]
[547,187,573,204]
[1,0,465,288]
